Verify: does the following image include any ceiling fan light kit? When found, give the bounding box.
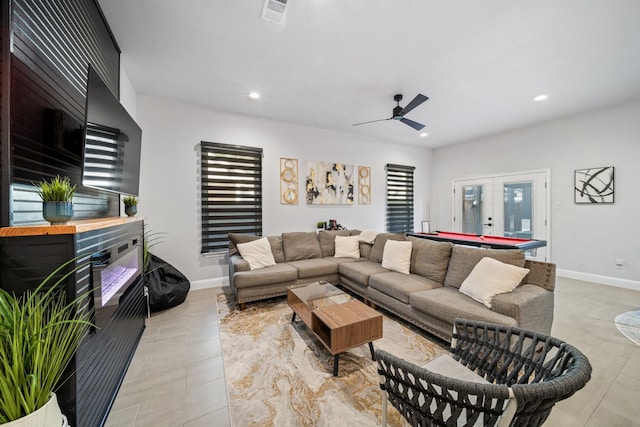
[353,93,429,131]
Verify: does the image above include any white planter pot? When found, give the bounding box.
[2,393,67,427]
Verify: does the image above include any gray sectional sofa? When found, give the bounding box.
[228,230,555,341]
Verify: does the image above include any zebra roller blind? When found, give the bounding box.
[386,163,415,233]
[200,142,263,253]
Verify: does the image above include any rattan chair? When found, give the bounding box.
[375,319,592,426]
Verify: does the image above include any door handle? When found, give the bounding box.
[483,223,493,227]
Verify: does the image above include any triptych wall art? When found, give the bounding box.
[280,158,371,205]
[574,166,614,204]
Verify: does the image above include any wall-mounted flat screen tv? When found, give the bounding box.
[82,65,142,196]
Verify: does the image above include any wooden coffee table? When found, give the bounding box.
[287,281,383,376]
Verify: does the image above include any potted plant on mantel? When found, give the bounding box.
[0,259,93,426]
[123,196,138,217]
[34,175,77,225]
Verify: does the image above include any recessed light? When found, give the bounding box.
[533,94,548,102]
[420,132,429,138]
[249,92,261,99]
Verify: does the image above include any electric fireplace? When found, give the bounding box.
[91,237,143,328]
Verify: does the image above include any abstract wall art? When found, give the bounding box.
[305,161,355,205]
[574,166,614,204]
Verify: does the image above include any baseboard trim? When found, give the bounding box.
[190,277,228,290]
[557,269,640,291]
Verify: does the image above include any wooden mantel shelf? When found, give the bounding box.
[0,216,144,237]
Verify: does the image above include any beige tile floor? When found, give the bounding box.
[105,277,640,427]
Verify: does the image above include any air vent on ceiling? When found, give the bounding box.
[261,0,289,25]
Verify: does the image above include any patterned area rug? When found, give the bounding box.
[217,294,446,427]
[615,310,640,346]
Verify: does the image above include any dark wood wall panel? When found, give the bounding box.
[7,0,121,226]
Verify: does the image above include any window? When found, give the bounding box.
[386,164,415,233]
[200,142,263,254]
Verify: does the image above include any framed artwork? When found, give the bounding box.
[574,166,614,204]
[305,161,355,205]
[280,158,298,204]
[358,166,371,205]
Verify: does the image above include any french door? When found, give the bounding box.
[452,171,549,261]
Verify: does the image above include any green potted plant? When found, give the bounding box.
[34,175,77,225]
[122,196,138,217]
[0,259,93,426]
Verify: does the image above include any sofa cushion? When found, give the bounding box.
[334,235,360,258]
[236,237,276,270]
[233,263,299,288]
[369,271,442,304]
[318,230,351,257]
[381,240,412,274]
[459,257,530,308]
[287,259,339,279]
[282,232,323,261]
[369,233,406,263]
[267,236,286,263]
[408,236,453,284]
[444,246,526,289]
[409,287,518,327]
[339,260,388,286]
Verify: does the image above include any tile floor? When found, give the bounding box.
[105,277,640,427]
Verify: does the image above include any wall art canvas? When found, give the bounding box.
[280,158,298,205]
[574,166,614,204]
[305,161,355,205]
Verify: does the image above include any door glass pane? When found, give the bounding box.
[503,182,533,239]
[462,185,483,234]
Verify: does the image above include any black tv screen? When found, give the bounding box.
[82,66,142,196]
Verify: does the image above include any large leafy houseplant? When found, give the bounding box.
[0,259,93,423]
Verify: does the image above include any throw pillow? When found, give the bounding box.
[459,257,530,308]
[370,233,406,263]
[381,240,413,274]
[236,237,277,270]
[334,235,360,258]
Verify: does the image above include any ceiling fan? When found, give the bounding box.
[352,93,429,131]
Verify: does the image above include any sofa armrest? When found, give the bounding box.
[491,284,554,335]
[228,254,250,293]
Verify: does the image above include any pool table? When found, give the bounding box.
[409,231,546,250]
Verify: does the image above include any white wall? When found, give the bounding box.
[136,96,432,288]
[431,100,640,290]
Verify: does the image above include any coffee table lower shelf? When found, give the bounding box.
[290,299,383,376]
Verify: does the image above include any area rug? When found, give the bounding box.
[614,310,640,346]
[217,294,446,427]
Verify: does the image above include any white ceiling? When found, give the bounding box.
[98,0,640,148]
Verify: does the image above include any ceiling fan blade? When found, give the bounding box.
[400,117,425,131]
[400,93,429,116]
[352,117,392,126]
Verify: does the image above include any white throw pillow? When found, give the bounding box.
[334,235,360,258]
[236,237,276,270]
[459,257,530,308]
[357,229,380,244]
[381,240,412,274]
